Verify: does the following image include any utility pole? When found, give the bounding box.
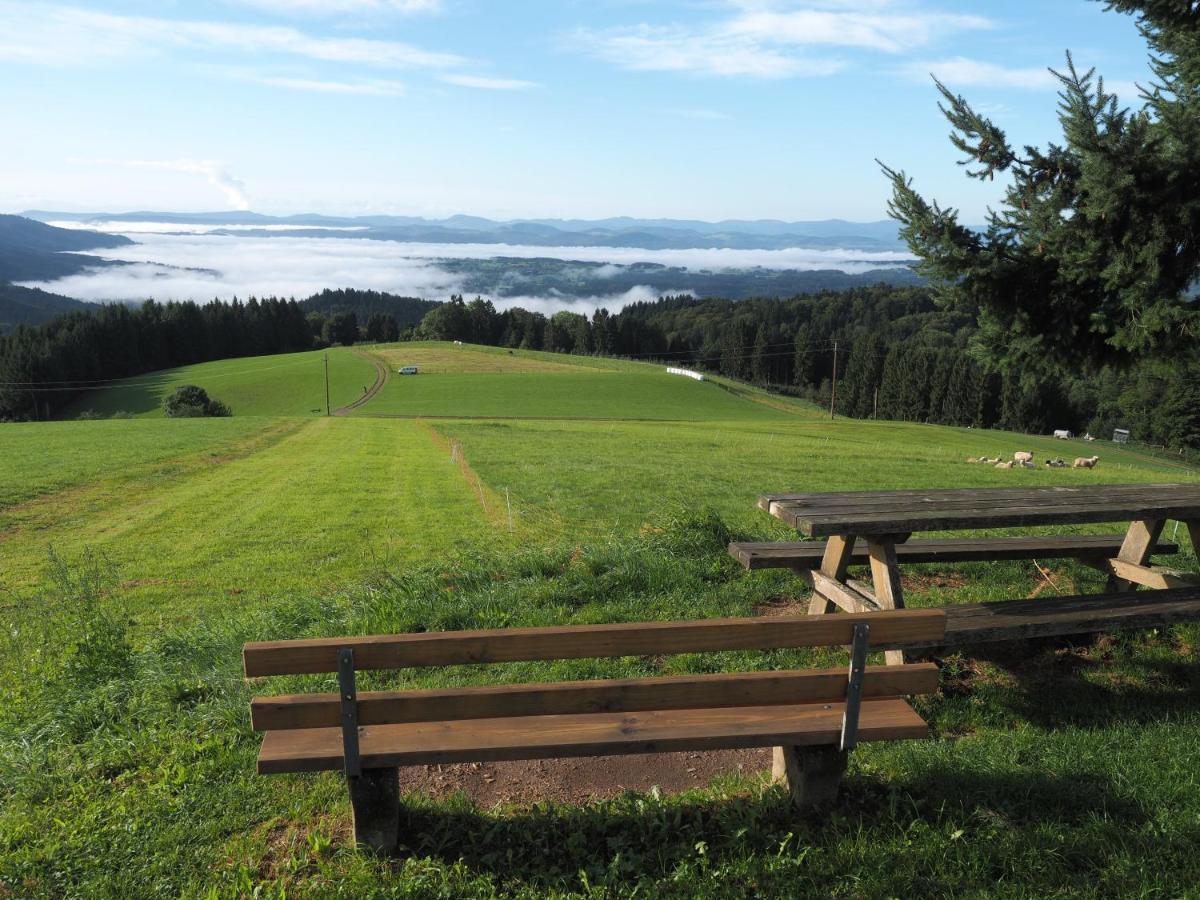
[829,339,838,420]
[324,353,331,416]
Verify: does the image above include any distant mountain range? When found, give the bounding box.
[24,210,907,252]
[0,216,127,329]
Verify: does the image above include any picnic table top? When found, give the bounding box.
[760,483,1200,538]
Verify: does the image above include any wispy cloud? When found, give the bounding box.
[573,1,993,79]
[902,56,1054,90]
[234,0,443,14]
[440,73,539,90]
[0,2,462,68]
[256,75,406,95]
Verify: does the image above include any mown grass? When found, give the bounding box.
[437,416,1200,541]
[4,347,1200,896]
[2,515,1199,897]
[58,347,380,419]
[0,417,505,622]
[357,372,793,421]
[0,417,268,506]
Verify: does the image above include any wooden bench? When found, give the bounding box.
[729,534,1180,572]
[244,608,946,852]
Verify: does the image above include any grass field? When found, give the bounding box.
[4,340,1200,897]
[0,416,504,621]
[58,347,380,419]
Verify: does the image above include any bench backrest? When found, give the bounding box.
[246,609,945,733]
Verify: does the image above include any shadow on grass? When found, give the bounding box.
[387,762,1153,887]
[941,633,1200,731]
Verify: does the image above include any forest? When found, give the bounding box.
[2,283,1196,450]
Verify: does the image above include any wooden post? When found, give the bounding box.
[867,537,907,666]
[829,340,838,420]
[1107,519,1166,592]
[808,534,856,615]
[772,744,848,809]
[1187,521,1200,561]
[347,768,400,854]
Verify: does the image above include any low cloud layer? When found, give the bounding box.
[22,226,912,316]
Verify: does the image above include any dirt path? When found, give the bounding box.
[334,349,390,416]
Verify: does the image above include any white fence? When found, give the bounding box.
[666,367,705,381]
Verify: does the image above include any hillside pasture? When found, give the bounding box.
[0,417,503,622]
[4,346,1200,896]
[58,347,379,419]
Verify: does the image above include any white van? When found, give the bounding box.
[398,366,419,375]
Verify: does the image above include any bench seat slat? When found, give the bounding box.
[257,698,928,773]
[243,609,946,677]
[729,535,1179,570]
[922,586,1200,648]
[251,663,939,731]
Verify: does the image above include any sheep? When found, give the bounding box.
[1014,451,1035,463]
[1018,460,1037,469]
[1045,457,1068,468]
[967,457,981,464]
[1073,456,1100,469]
[995,461,1014,469]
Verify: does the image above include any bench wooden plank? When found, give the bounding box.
[810,570,879,613]
[251,663,939,731]
[921,586,1200,647]
[244,609,947,676]
[257,697,929,773]
[729,536,1180,570]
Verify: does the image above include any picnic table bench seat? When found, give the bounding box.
[245,608,946,853]
[728,534,1180,571]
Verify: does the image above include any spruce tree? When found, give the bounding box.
[881,1,1200,374]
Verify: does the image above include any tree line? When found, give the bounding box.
[412,287,1199,451]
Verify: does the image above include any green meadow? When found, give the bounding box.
[3,341,1200,897]
[59,347,380,419]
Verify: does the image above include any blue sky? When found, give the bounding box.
[0,0,1155,221]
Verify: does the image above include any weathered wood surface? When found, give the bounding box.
[251,663,939,731]
[867,538,907,666]
[244,609,947,676]
[1107,518,1167,592]
[808,533,856,615]
[759,484,1200,537]
[257,698,929,773]
[1106,559,1200,590]
[915,586,1200,648]
[810,570,879,614]
[772,744,848,809]
[728,535,1179,570]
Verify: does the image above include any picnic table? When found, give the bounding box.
[740,484,1200,661]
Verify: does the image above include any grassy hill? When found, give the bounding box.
[361,342,805,420]
[59,347,380,418]
[4,341,1200,896]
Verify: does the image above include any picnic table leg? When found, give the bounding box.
[775,534,856,808]
[1186,521,1200,562]
[807,534,856,614]
[1106,519,1166,592]
[867,537,907,666]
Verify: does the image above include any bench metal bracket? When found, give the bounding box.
[839,623,870,752]
[338,647,362,778]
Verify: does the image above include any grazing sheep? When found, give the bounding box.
[995,461,1014,469]
[1014,451,1035,463]
[1073,456,1100,469]
[1046,457,1068,468]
